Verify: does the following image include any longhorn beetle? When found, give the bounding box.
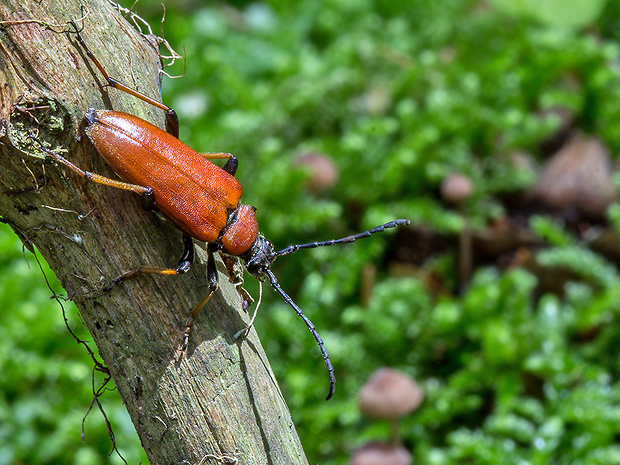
[38,21,409,400]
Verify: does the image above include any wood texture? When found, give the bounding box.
[0,1,309,463]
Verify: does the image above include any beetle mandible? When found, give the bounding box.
[38,21,409,400]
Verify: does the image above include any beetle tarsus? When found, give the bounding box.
[165,110,180,139]
[222,156,239,176]
[140,188,155,210]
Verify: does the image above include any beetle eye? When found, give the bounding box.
[245,261,262,276]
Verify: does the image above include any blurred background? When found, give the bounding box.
[3,0,620,463]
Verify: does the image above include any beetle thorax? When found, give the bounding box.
[221,204,259,256]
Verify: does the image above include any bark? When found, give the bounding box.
[0,1,308,464]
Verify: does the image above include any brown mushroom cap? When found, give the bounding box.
[440,173,473,205]
[349,442,412,465]
[529,133,616,219]
[358,368,424,419]
[294,152,340,193]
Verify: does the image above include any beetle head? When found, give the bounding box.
[242,235,276,277]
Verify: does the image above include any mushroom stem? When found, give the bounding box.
[458,214,472,293]
[390,418,402,446]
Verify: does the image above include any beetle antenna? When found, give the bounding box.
[275,219,410,257]
[265,269,336,400]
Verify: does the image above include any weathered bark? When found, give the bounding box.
[0,1,308,464]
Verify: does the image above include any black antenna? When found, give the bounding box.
[265,269,336,400]
[266,218,410,399]
[276,219,410,257]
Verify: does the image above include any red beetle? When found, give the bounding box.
[35,21,409,400]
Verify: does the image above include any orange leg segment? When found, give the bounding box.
[31,137,151,197]
[180,243,219,351]
[69,20,180,138]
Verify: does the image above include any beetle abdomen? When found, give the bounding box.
[85,110,243,242]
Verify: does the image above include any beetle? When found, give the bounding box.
[36,21,409,400]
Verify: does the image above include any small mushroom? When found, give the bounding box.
[529,133,617,219]
[440,173,473,206]
[349,442,412,465]
[440,173,474,288]
[294,152,340,193]
[358,368,424,419]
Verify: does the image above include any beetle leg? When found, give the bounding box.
[31,137,152,197]
[221,254,253,311]
[180,243,219,351]
[140,189,156,210]
[197,152,239,176]
[222,155,238,176]
[103,233,194,292]
[69,20,180,138]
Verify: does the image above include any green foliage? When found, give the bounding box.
[489,0,607,29]
[4,0,620,464]
[0,225,146,465]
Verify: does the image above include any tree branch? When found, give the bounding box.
[0,1,308,463]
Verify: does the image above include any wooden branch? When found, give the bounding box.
[0,1,308,463]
